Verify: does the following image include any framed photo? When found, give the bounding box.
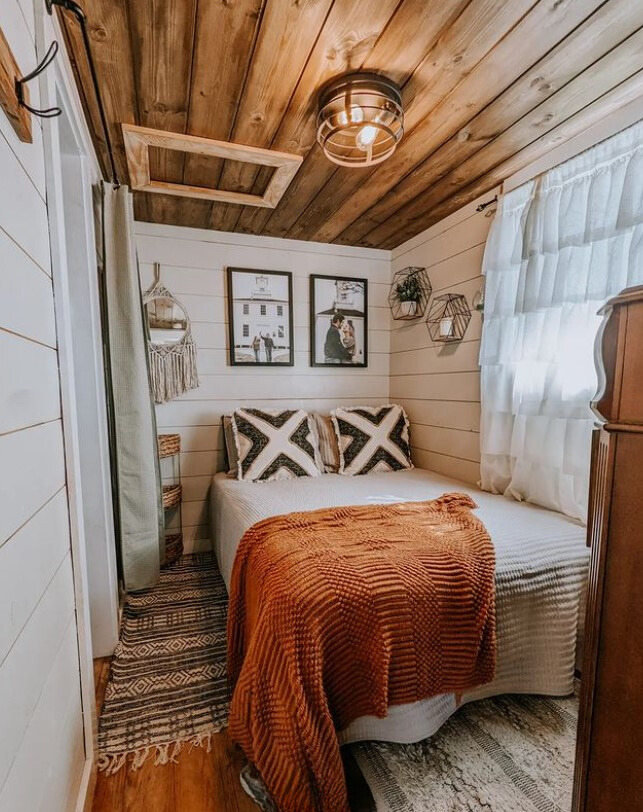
[310,274,368,367]
[226,268,294,366]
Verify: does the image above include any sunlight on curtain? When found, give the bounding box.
[480,121,643,522]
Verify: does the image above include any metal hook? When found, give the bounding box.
[154,263,161,285]
[15,41,62,119]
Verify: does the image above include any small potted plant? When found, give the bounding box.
[395,273,422,316]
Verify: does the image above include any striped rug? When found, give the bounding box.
[97,553,229,773]
[353,688,578,812]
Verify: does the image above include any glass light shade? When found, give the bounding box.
[316,73,404,168]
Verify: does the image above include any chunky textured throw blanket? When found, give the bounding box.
[227,493,496,812]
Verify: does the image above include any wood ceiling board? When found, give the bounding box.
[280,0,540,241]
[376,63,643,249]
[207,0,336,232]
[62,0,643,247]
[122,124,303,208]
[58,3,145,214]
[179,0,265,229]
[234,0,471,237]
[334,0,636,247]
[129,0,198,223]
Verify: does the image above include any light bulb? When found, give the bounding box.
[357,125,377,149]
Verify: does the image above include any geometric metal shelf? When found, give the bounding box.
[426,293,471,342]
[388,266,432,321]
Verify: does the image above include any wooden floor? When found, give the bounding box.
[91,658,374,812]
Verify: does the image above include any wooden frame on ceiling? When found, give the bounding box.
[121,123,303,208]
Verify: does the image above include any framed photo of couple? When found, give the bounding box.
[226,267,294,366]
[309,274,368,368]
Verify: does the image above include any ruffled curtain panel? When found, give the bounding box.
[480,121,643,522]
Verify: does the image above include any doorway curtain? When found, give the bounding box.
[101,182,164,590]
[479,120,643,522]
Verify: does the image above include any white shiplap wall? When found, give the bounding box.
[136,222,391,552]
[389,191,498,485]
[0,1,85,810]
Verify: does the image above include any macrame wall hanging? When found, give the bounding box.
[143,263,199,403]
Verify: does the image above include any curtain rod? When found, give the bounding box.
[476,195,498,213]
[46,0,121,187]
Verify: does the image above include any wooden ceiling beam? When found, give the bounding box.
[278,0,541,242]
[371,38,643,248]
[234,0,471,238]
[338,0,642,246]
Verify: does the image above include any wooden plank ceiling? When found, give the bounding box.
[61,0,643,249]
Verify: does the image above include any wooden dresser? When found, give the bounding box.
[573,285,643,811]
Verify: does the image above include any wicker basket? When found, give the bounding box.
[158,433,181,458]
[162,483,182,509]
[162,533,184,568]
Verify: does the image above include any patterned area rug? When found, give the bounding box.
[97,553,229,773]
[353,690,578,812]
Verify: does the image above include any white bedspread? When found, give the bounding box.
[210,468,589,745]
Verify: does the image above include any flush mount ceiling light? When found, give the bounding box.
[316,72,404,168]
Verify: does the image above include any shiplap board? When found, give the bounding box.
[0,488,68,669]
[390,193,492,484]
[0,133,50,274]
[0,229,56,347]
[0,620,84,812]
[0,553,76,789]
[0,330,61,435]
[138,225,392,548]
[0,420,66,545]
[0,3,84,809]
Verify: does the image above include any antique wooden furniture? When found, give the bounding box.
[573,285,643,811]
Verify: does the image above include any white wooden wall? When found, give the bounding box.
[136,222,391,552]
[0,2,86,810]
[389,191,498,485]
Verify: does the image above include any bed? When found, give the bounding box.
[210,467,589,746]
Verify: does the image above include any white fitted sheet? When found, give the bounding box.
[210,468,589,744]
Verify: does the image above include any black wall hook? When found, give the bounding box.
[16,40,62,119]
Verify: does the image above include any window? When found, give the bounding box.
[277,305,283,317]
[278,325,284,339]
[260,304,267,316]
[242,324,249,338]
[243,303,249,315]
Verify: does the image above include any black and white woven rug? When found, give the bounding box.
[353,690,578,812]
[97,553,229,773]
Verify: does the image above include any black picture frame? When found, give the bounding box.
[309,274,368,368]
[226,267,294,366]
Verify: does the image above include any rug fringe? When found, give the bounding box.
[97,725,225,774]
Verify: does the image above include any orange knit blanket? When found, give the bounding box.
[227,493,496,812]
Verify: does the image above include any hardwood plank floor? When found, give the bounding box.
[91,657,374,812]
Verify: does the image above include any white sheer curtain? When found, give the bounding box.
[480,120,643,522]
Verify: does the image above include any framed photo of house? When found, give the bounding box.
[226,268,294,366]
[310,274,368,367]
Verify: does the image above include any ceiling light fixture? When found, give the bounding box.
[316,72,404,168]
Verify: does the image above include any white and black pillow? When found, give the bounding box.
[231,408,321,482]
[332,405,413,476]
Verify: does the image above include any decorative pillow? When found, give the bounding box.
[332,405,413,476]
[310,413,340,473]
[231,408,321,482]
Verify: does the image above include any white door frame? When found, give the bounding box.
[36,5,119,809]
